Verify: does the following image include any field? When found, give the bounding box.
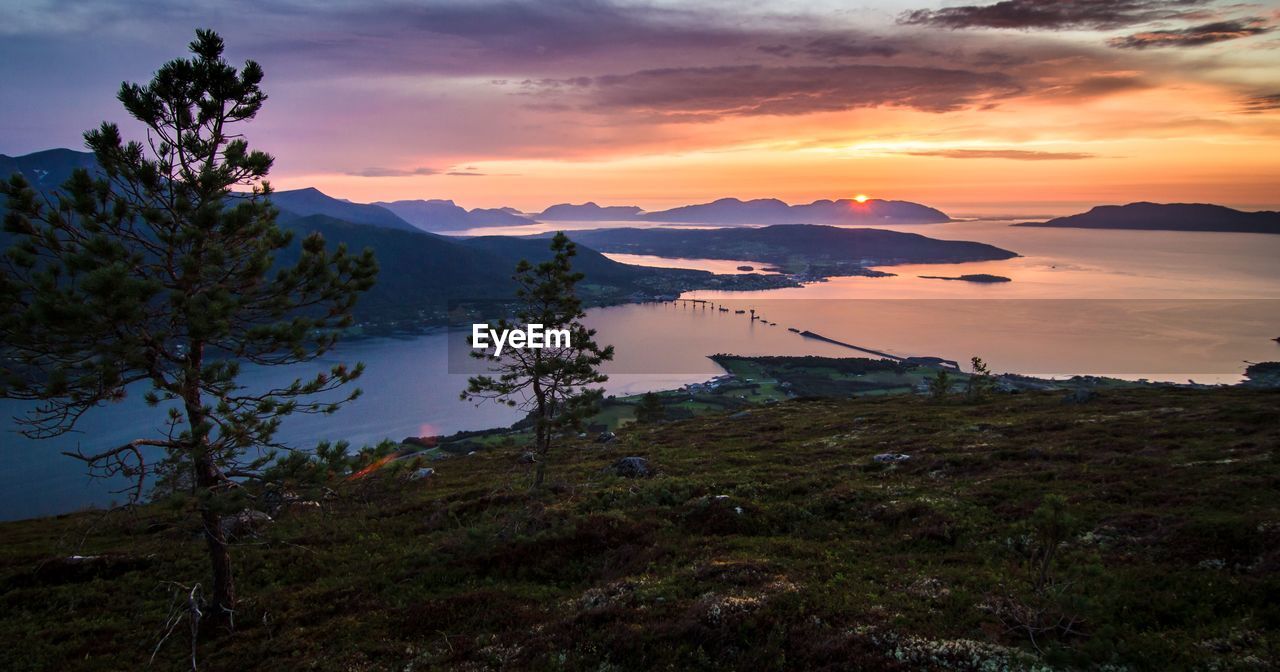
[2,386,1277,670]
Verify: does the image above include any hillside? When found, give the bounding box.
[2,386,1276,670]
[268,188,420,233]
[565,224,1017,275]
[0,149,99,190]
[271,217,798,328]
[1014,202,1280,234]
[272,215,737,327]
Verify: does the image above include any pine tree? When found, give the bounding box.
[462,232,613,487]
[635,391,665,424]
[0,30,377,627]
[965,356,995,400]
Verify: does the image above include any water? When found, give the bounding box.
[3,220,1279,520]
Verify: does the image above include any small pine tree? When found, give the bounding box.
[927,368,953,400]
[966,356,995,400]
[462,232,613,487]
[0,30,377,626]
[635,391,665,424]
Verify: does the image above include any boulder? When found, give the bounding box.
[595,431,617,444]
[518,451,539,464]
[608,456,653,478]
[219,509,272,539]
[873,453,910,464]
[408,467,436,481]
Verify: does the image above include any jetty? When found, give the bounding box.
[798,330,960,369]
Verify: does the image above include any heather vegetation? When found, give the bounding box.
[1,386,1277,670]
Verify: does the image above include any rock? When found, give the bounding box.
[595,431,616,444]
[32,553,154,585]
[729,411,751,420]
[219,509,272,540]
[873,453,910,464]
[608,456,653,478]
[408,467,436,481]
[518,451,538,464]
[262,488,313,516]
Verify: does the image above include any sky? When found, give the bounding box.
[1,0,1279,215]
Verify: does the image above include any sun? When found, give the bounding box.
[854,194,869,203]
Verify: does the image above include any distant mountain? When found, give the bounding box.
[1014,202,1280,234]
[565,224,1014,271]
[643,197,950,225]
[374,199,535,232]
[270,188,418,233]
[536,202,646,221]
[0,148,100,190]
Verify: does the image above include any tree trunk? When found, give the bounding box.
[183,341,236,630]
[196,453,236,629]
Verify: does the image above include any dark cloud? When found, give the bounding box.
[758,36,900,60]
[1241,92,1280,112]
[445,170,487,176]
[346,166,439,177]
[969,49,1033,68]
[553,64,1023,118]
[1057,74,1151,98]
[903,149,1097,160]
[1108,18,1273,48]
[899,0,1213,30]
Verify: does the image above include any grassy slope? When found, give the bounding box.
[1,388,1278,671]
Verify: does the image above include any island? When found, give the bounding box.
[564,224,1017,279]
[918,273,1011,283]
[1014,202,1280,234]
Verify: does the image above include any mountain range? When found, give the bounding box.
[534,197,951,225]
[373,199,535,231]
[1014,202,1280,234]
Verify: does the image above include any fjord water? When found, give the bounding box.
[2,220,1278,520]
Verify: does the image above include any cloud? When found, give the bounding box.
[902,149,1097,160]
[546,64,1024,119]
[1108,18,1274,48]
[899,0,1213,30]
[1055,74,1152,98]
[1241,92,1280,112]
[446,170,487,176]
[758,36,900,60]
[346,166,439,177]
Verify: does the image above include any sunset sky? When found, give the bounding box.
[2,0,1279,215]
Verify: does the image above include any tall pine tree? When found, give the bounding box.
[0,30,377,626]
